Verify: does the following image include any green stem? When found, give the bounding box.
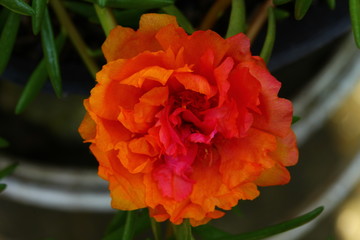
[50,0,99,78]
[225,0,246,38]
[150,217,161,240]
[260,7,276,63]
[94,4,117,36]
[173,220,194,240]
[161,5,195,34]
[122,211,135,240]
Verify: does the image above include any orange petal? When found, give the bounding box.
[116,141,154,174]
[183,30,230,66]
[271,130,299,166]
[102,14,178,62]
[118,86,168,133]
[217,128,277,188]
[128,135,160,157]
[78,110,96,141]
[139,13,178,32]
[108,149,147,210]
[225,33,252,62]
[255,164,291,186]
[102,26,136,62]
[90,60,142,120]
[84,100,132,152]
[121,66,173,88]
[174,72,216,96]
[243,60,293,137]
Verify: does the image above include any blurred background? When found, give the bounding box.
[1,0,360,239]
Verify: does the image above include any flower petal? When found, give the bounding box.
[90,145,147,210]
[217,128,277,188]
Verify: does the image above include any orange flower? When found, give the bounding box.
[79,13,298,226]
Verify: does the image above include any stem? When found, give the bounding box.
[260,7,276,63]
[122,211,135,240]
[246,0,274,42]
[50,0,99,78]
[173,220,194,240]
[94,4,117,36]
[199,0,232,30]
[150,217,162,240]
[162,5,195,34]
[225,0,246,38]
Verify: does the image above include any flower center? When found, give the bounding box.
[173,90,215,118]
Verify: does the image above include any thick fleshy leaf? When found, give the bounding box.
[0,0,33,16]
[0,137,9,148]
[273,0,293,5]
[15,32,66,114]
[87,0,173,9]
[194,224,231,239]
[294,0,313,20]
[0,10,21,75]
[260,7,276,63]
[64,1,97,21]
[31,0,47,35]
[350,0,360,48]
[41,8,62,97]
[327,0,336,9]
[226,0,246,38]
[0,162,18,179]
[213,206,324,240]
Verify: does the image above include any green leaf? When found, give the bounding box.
[326,0,336,9]
[98,0,107,7]
[0,163,18,179]
[0,0,34,16]
[194,225,232,240]
[85,0,174,9]
[214,206,324,240]
[113,8,145,28]
[0,137,9,148]
[162,5,195,34]
[292,115,301,124]
[274,8,290,20]
[225,0,246,38]
[0,10,21,75]
[273,0,293,5]
[294,0,313,20]
[350,0,360,48]
[260,7,276,63]
[15,32,67,114]
[32,0,47,35]
[64,1,98,22]
[173,220,193,240]
[41,8,62,98]
[0,7,10,30]
[0,184,6,193]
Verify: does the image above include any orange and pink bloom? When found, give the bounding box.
[79,13,298,226]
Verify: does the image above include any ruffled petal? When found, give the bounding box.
[244,60,293,137]
[90,145,147,210]
[217,128,277,188]
[102,14,178,62]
